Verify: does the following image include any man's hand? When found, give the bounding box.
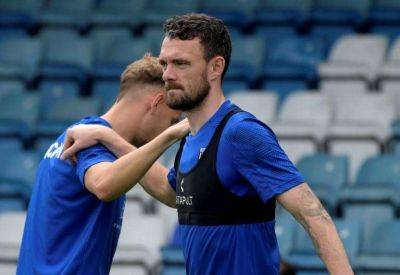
[163,118,190,141]
[61,124,111,162]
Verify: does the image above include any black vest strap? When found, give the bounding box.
[174,106,276,226]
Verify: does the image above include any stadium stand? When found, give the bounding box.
[0,1,400,274]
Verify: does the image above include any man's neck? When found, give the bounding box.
[185,88,226,135]
[100,102,141,144]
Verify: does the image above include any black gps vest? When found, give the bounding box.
[174,106,276,226]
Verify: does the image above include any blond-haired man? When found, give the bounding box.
[17,54,188,275]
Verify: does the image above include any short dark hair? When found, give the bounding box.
[163,13,232,80]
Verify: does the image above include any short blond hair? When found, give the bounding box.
[117,53,164,101]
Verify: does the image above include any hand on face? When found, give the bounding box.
[60,124,109,162]
[164,118,190,141]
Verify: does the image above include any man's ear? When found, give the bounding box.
[150,93,165,113]
[208,56,225,81]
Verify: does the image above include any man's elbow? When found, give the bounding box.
[90,179,117,202]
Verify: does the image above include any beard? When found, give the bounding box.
[165,74,210,111]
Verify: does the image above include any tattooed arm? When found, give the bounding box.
[277,183,354,275]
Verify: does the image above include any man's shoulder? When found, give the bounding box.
[223,111,275,140]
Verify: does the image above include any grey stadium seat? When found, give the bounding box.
[318,35,388,85]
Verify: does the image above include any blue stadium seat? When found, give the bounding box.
[35,137,56,157]
[39,0,94,30]
[90,27,132,64]
[143,0,199,26]
[371,25,400,44]
[0,0,41,30]
[358,220,400,272]
[369,0,400,26]
[275,209,296,258]
[343,204,395,246]
[340,155,400,207]
[0,93,39,139]
[90,0,147,28]
[0,80,25,97]
[143,26,165,55]
[254,0,312,29]
[261,79,308,103]
[297,154,348,212]
[0,151,40,187]
[161,266,186,275]
[93,37,152,79]
[222,80,249,95]
[311,26,354,51]
[92,80,120,111]
[39,80,80,98]
[287,219,361,270]
[161,245,185,265]
[262,36,327,84]
[0,179,31,210]
[228,35,265,84]
[40,29,92,85]
[37,96,102,137]
[0,37,42,82]
[0,198,26,213]
[202,0,258,30]
[310,0,371,27]
[0,137,23,153]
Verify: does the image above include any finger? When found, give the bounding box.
[61,143,79,161]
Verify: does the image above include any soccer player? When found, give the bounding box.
[61,14,354,275]
[17,55,189,275]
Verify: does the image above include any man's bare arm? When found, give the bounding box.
[277,183,354,275]
[61,124,178,206]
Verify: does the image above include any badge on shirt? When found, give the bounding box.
[199,147,206,160]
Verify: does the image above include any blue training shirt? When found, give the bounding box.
[168,100,304,275]
[17,116,125,275]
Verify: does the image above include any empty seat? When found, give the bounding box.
[92,80,120,111]
[93,37,152,79]
[125,185,154,212]
[37,96,102,137]
[143,0,199,26]
[40,29,92,84]
[90,0,147,28]
[0,179,31,209]
[263,36,326,84]
[39,0,94,29]
[109,264,148,275]
[39,80,80,106]
[261,79,308,102]
[162,266,186,275]
[201,0,257,30]
[115,213,166,268]
[343,204,395,242]
[272,91,332,142]
[341,155,400,207]
[0,37,42,81]
[0,137,22,153]
[378,36,400,81]
[0,79,24,97]
[287,219,361,269]
[369,0,400,27]
[358,220,400,271]
[0,93,39,139]
[297,154,348,211]
[229,91,278,124]
[327,93,395,141]
[109,264,147,275]
[0,211,26,261]
[228,35,265,83]
[0,262,17,274]
[157,201,179,242]
[275,209,296,258]
[90,27,132,64]
[278,139,318,165]
[253,0,312,28]
[318,35,388,85]
[310,0,371,28]
[0,0,41,30]
[0,151,40,187]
